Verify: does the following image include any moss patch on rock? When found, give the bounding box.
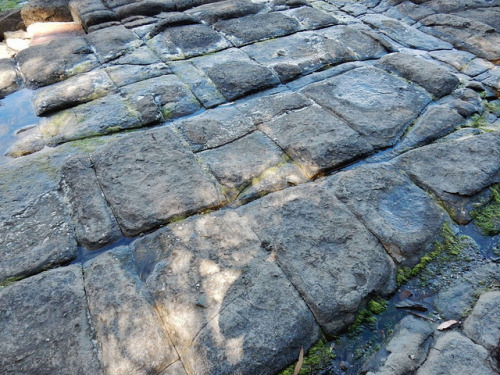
[278,337,335,375]
[471,184,500,236]
[0,0,24,12]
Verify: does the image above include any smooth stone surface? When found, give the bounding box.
[191,49,280,101]
[148,23,230,60]
[86,25,142,63]
[365,316,433,375]
[259,105,373,178]
[132,209,320,375]
[361,13,453,50]
[199,130,286,197]
[302,66,432,149]
[60,154,121,249]
[16,36,99,88]
[176,105,256,152]
[186,0,265,24]
[0,265,101,374]
[237,180,397,336]
[420,14,500,60]
[32,69,116,115]
[463,291,500,350]
[39,93,161,146]
[377,53,460,98]
[416,332,497,375]
[214,12,301,46]
[330,163,447,265]
[106,62,171,87]
[91,127,225,236]
[397,105,465,150]
[395,132,500,222]
[84,247,179,374]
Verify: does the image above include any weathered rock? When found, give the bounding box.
[84,247,179,374]
[39,93,161,146]
[395,132,500,223]
[175,105,255,152]
[110,45,162,65]
[191,48,280,101]
[0,266,101,374]
[397,105,465,150]
[0,10,23,40]
[148,23,230,60]
[259,105,373,178]
[91,127,225,236]
[0,58,19,97]
[132,209,320,374]
[16,36,99,88]
[302,66,432,149]
[159,361,187,375]
[361,13,453,50]
[120,74,201,121]
[285,6,339,29]
[32,69,116,115]
[0,153,77,282]
[4,125,44,158]
[199,131,286,198]
[463,291,500,350]
[416,332,497,375]
[365,316,433,375]
[186,0,265,24]
[236,90,311,124]
[169,61,226,108]
[237,181,397,335]
[60,154,121,249]
[241,31,334,80]
[330,163,447,265]
[21,0,72,26]
[236,162,308,204]
[106,62,171,87]
[420,14,500,61]
[114,0,176,19]
[429,49,475,71]
[462,57,495,77]
[86,25,141,63]
[69,0,119,32]
[395,0,435,21]
[377,53,460,98]
[214,12,300,46]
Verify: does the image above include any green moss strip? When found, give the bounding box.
[0,0,24,12]
[278,337,334,375]
[0,275,24,288]
[347,298,387,337]
[397,222,465,286]
[471,184,500,236]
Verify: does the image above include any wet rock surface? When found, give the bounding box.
[1,0,500,373]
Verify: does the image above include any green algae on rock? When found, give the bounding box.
[471,184,500,236]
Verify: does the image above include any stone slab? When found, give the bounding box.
[60,154,121,249]
[463,291,500,350]
[330,163,448,265]
[260,104,373,178]
[91,127,225,236]
[237,180,397,335]
[84,247,179,374]
[302,66,432,149]
[132,209,320,374]
[0,265,101,374]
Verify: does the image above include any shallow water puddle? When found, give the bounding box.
[0,89,38,165]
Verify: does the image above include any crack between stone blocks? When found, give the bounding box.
[79,263,105,375]
[232,209,324,334]
[87,153,125,238]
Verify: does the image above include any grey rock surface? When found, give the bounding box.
[0,58,20,98]
[377,53,460,98]
[60,154,121,249]
[32,69,116,115]
[84,247,179,375]
[91,127,225,236]
[0,265,101,374]
[302,66,432,149]
[132,209,320,375]
[463,291,500,350]
[237,180,397,336]
[329,163,448,265]
[259,105,373,178]
[416,332,497,375]
[86,25,142,63]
